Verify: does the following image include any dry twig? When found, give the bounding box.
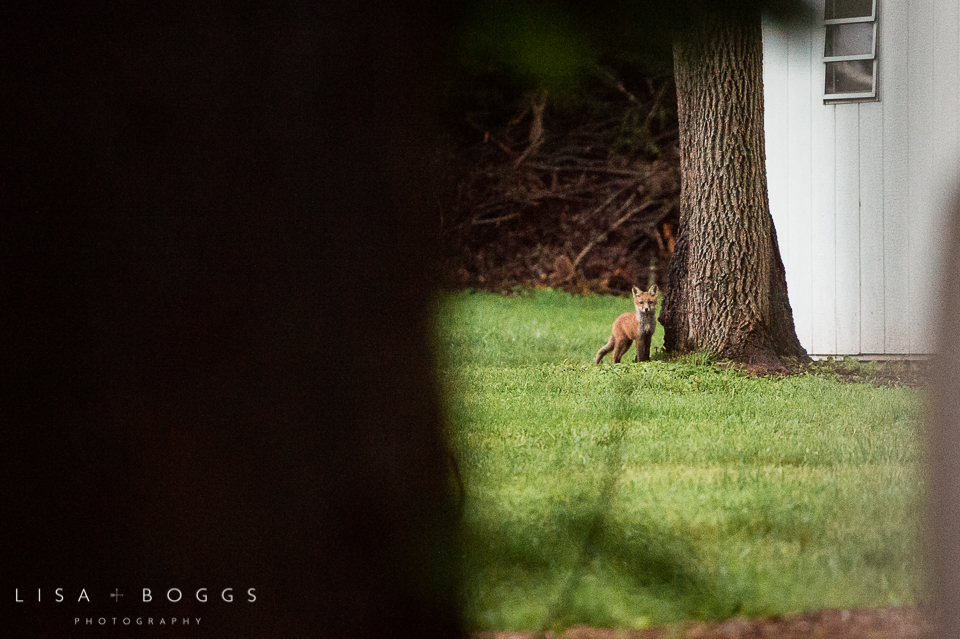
[572,195,658,269]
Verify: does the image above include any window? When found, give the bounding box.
[823,0,878,101]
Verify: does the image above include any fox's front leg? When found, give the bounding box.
[635,332,652,362]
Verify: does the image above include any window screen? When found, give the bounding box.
[823,0,877,101]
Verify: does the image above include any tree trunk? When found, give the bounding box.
[660,7,809,368]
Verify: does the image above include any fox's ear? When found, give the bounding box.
[648,285,659,296]
[632,286,642,296]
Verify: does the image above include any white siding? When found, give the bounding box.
[835,105,861,354]
[860,102,885,354]
[762,0,959,357]
[809,12,838,356]
[907,1,934,355]
[787,8,815,350]
[881,0,911,354]
[763,14,791,263]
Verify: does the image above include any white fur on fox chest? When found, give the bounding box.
[635,309,656,336]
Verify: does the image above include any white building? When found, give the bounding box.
[762,0,960,358]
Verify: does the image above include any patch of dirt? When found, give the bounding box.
[723,358,931,389]
[473,606,930,639]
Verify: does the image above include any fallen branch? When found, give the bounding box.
[582,179,646,220]
[472,179,637,221]
[594,65,642,105]
[513,91,548,168]
[471,212,520,225]
[572,196,657,269]
[466,116,519,159]
[524,163,649,178]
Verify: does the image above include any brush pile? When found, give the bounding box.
[438,67,681,294]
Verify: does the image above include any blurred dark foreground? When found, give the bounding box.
[1,2,461,637]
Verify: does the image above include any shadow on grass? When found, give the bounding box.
[461,499,742,630]
[460,390,744,630]
[550,514,741,629]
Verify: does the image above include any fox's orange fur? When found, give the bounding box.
[594,285,659,364]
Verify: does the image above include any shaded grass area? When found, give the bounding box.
[437,290,924,631]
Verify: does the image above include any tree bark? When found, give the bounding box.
[660,6,809,368]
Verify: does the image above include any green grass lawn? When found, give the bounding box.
[435,289,925,631]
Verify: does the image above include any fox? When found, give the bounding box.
[594,285,659,364]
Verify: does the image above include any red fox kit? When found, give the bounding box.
[594,285,659,364]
